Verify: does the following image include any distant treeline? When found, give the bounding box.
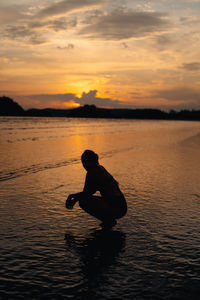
[0,96,200,121]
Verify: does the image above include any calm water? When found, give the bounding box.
[0,117,200,299]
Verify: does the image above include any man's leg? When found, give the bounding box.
[78,194,115,225]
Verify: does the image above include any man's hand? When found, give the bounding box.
[66,194,77,209]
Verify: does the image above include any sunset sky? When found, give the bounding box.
[1,0,200,110]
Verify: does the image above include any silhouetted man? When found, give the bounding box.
[66,150,127,229]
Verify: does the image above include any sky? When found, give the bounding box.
[0,0,200,110]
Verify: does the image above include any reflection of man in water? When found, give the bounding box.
[66,150,127,229]
[65,229,126,298]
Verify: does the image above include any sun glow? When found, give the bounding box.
[67,80,96,96]
[64,100,80,108]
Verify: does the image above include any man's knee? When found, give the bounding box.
[78,196,88,210]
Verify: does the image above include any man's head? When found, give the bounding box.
[81,150,99,170]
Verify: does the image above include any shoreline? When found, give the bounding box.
[1,96,200,121]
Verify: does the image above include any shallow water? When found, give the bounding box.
[0,117,200,299]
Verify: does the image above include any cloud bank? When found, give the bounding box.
[74,90,123,107]
[14,86,200,110]
[37,0,105,19]
[79,7,169,40]
[180,62,200,71]
[17,90,124,109]
[1,1,200,111]
[1,2,170,45]
[154,87,200,105]
[1,0,104,45]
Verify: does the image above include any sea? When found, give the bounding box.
[0,116,200,299]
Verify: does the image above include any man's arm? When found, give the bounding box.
[66,192,83,209]
[83,171,97,195]
[66,172,97,209]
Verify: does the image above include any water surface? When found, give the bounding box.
[0,117,200,299]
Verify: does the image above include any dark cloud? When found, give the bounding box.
[37,0,105,19]
[154,87,200,103]
[180,62,200,71]
[45,18,77,31]
[28,17,77,32]
[4,25,48,45]
[121,42,129,49]
[19,91,124,109]
[4,17,77,44]
[2,3,170,45]
[155,34,172,46]
[57,43,75,50]
[15,88,200,110]
[151,34,174,51]
[26,17,77,31]
[75,90,123,107]
[16,93,76,109]
[24,93,76,103]
[79,7,169,40]
[2,0,93,45]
